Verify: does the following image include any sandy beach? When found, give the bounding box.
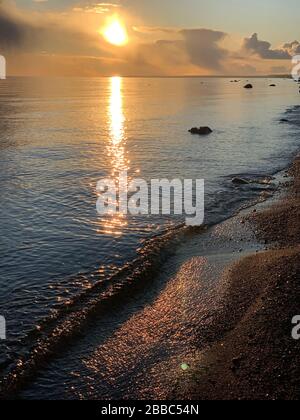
[176,156,300,400]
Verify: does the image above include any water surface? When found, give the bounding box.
[0,77,299,397]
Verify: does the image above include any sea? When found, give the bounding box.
[0,76,299,399]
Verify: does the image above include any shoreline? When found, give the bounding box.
[1,154,299,399]
[2,158,299,400]
[175,156,300,400]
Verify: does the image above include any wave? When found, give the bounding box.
[283,104,300,126]
[0,176,279,397]
[0,221,209,398]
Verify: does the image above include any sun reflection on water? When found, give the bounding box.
[100,76,130,235]
[108,76,130,176]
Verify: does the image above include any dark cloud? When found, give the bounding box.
[283,40,299,49]
[180,29,227,70]
[243,33,291,59]
[141,28,228,73]
[0,5,107,57]
[0,10,25,48]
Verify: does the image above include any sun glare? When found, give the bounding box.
[102,19,128,46]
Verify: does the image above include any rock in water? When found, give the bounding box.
[269,84,276,87]
[232,177,250,185]
[189,126,213,135]
[244,84,253,89]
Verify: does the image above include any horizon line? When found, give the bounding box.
[5,74,292,79]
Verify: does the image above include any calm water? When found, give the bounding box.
[0,77,299,398]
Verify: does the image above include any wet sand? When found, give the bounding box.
[177,157,300,400]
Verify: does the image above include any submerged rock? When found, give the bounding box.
[189,126,213,135]
[232,174,275,186]
[244,84,253,89]
[280,118,289,123]
[232,177,250,185]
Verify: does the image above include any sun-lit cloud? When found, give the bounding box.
[73,3,121,14]
[283,40,300,55]
[1,1,298,76]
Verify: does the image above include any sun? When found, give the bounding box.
[102,18,128,46]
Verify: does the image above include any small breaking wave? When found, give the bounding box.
[282,105,300,126]
[0,222,208,399]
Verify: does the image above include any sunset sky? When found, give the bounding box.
[1,0,299,76]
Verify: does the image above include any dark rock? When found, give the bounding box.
[269,84,276,87]
[280,118,289,123]
[189,126,213,135]
[232,177,250,185]
[231,174,275,186]
[244,84,253,89]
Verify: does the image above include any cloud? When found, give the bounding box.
[231,63,257,75]
[271,65,289,74]
[283,40,300,55]
[1,2,298,77]
[131,28,228,75]
[0,1,230,76]
[0,6,27,48]
[73,3,121,14]
[0,2,112,57]
[180,29,228,70]
[126,39,188,76]
[243,33,291,59]
[133,26,177,34]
